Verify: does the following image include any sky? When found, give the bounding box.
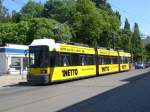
[108,0,150,37]
[3,0,150,37]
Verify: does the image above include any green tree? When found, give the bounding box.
[0,21,30,45]
[68,0,120,47]
[69,0,104,46]
[121,18,131,52]
[90,0,121,48]
[21,0,44,18]
[0,0,9,22]
[92,0,106,7]
[15,21,30,44]
[27,18,72,44]
[97,9,120,48]
[115,11,121,21]
[0,18,72,45]
[145,43,150,56]
[91,0,112,14]
[0,23,16,44]
[42,0,76,23]
[11,10,21,23]
[91,0,111,9]
[0,0,8,17]
[124,18,130,30]
[132,23,144,61]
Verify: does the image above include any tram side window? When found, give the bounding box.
[98,56,103,64]
[104,56,111,64]
[101,56,105,64]
[124,57,129,63]
[111,56,118,64]
[79,55,87,66]
[120,57,123,64]
[86,55,95,65]
[127,57,130,63]
[71,54,80,66]
[59,53,71,66]
[120,57,129,64]
[99,56,111,65]
[49,52,57,67]
[79,54,95,66]
[98,56,110,65]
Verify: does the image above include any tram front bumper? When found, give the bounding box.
[27,74,49,84]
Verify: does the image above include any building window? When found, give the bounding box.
[10,57,21,70]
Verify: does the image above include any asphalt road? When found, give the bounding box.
[0,68,150,112]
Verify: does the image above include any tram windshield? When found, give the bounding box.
[29,46,49,68]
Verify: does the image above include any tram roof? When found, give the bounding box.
[30,39,95,54]
[30,39,131,56]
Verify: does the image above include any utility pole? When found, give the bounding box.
[112,33,115,49]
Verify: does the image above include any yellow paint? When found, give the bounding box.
[120,64,130,71]
[29,66,96,81]
[50,66,96,81]
[119,52,131,57]
[29,68,50,75]
[56,44,95,54]
[98,49,118,56]
[99,64,119,74]
[28,64,130,82]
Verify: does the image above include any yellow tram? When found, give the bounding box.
[27,39,131,84]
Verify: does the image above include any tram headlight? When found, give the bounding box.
[41,70,47,74]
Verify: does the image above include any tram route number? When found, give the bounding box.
[102,67,109,72]
[62,69,78,77]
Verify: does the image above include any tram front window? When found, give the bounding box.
[29,46,49,68]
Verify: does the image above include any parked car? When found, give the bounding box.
[135,62,145,69]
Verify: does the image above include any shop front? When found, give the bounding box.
[0,44,28,75]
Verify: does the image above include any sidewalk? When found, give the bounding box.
[0,74,26,87]
[0,66,135,88]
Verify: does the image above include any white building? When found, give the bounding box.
[0,44,28,75]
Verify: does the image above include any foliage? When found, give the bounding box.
[21,0,44,18]
[27,18,72,44]
[0,0,8,17]
[98,9,120,48]
[145,44,150,56]
[11,10,21,23]
[0,0,145,61]
[69,0,120,47]
[132,23,144,61]
[92,0,110,9]
[0,18,72,45]
[0,21,29,45]
[0,0,9,22]
[120,18,131,52]
[69,0,103,46]
[43,0,76,23]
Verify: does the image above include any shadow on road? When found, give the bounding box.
[3,75,99,88]
[58,71,150,112]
